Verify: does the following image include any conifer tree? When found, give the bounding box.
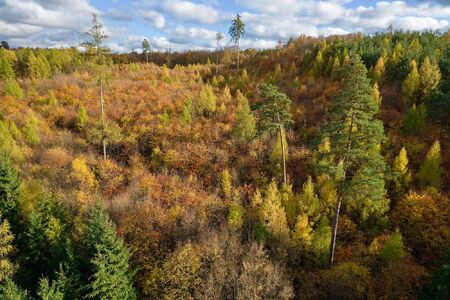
[84,203,136,300]
[76,106,88,132]
[220,169,232,199]
[4,79,24,99]
[229,14,245,73]
[233,92,255,141]
[373,82,382,106]
[0,49,15,80]
[420,56,441,100]
[0,277,29,299]
[331,56,340,79]
[402,103,427,135]
[0,151,21,233]
[402,60,420,105]
[0,214,15,282]
[270,126,288,181]
[46,91,58,106]
[194,84,216,116]
[321,55,387,268]
[392,147,412,194]
[372,56,385,84]
[257,83,293,134]
[418,140,442,189]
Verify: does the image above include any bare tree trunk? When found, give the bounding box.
[278,123,287,186]
[328,196,341,268]
[216,40,219,75]
[100,79,106,160]
[237,39,240,74]
[146,51,148,64]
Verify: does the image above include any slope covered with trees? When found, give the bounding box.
[0,26,449,299]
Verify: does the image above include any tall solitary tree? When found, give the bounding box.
[142,39,150,64]
[229,14,245,73]
[320,55,387,268]
[215,32,224,75]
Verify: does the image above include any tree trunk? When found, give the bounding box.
[100,79,106,160]
[278,123,287,186]
[146,51,148,64]
[237,39,240,74]
[216,40,219,75]
[328,196,341,268]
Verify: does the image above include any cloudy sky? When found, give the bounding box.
[1,0,450,52]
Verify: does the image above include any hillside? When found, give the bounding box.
[0,30,449,299]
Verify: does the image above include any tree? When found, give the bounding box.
[372,82,382,106]
[237,243,294,300]
[229,14,245,73]
[402,59,420,105]
[76,106,88,131]
[320,55,387,268]
[0,214,15,282]
[418,140,442,189]
[420,56,441,100]
[3,79,23,99]
[0,49,14,80]
[194,84,216,116]
[82,13,109,62]
[392,147,412,194]
[0,277,29,299]
[233,91,256,142]
[220,169,232,199]
[269,127,288,184]
[83,203,136,299]
[215,32,224,74]
[0,41,9,49]
[0,152,21,233]
[379,231,405,265]
[372,56,385,84]
[142,39,150,64]
[402,103,427,135]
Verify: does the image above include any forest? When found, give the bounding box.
[0,13,449,300]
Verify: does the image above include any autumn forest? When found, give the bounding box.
[0,12,449,300]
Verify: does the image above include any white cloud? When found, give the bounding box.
[160,0,220,24]
[140,10,166,29]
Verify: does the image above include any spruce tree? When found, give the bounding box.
[84,203,136,299]
[233,91,256,141]
[0,151,21,233]
[321,54,387,268]
[402,60,420,105]
[420,56,441,100]
[418,140,442,189]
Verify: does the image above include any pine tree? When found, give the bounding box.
[321,55,387,268]
[0,152,21,233]
[402,60,420,105]
[76,106,88,132]
[4,79,24,99]
[0,214,15,282]
[260,181,290,245]
[392,147,412,194]
[84,203,136,299]
[418,140,442,189]
[420,56,441,100]
[402,103,427,135]
[233,91,255,141]
[372,56,385,84]
[257,83,293,134]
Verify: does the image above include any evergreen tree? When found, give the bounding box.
[0,151,21,233]
[321,55,387,268]
[402,60,420,105]
[0,49,15,80]
[392,147,412,194]
[4,79,24,99]
[220,169,232,199]
[46,91,58,106]
[257,83,293,134]
[233,91,255,141]
[194,84,216,116]
[0,214,15,282]
[84,203,136,299]
[331,56,340,79]
[310,217,331,266]
[76,106,88,132]
[420,56,441,100]
[228,14,245,73]
[402,103,427,135]
[0,277,29,299]
[373,82,382,106]
[418,140,442,189]
[372,56,385,84]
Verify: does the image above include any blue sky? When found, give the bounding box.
[1,0,449,52]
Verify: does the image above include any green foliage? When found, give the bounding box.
[0,277,29,299]
[194,84,216,116]
[27,51,52,79]
[0,49,15,80]
[269,126,288,180]
[220,169,232,199]
[402,60,420,105]
[0,120,23,162]
[372,56,385,84]
[45,91,58,106]
[4,79,24,99]
[37,277,64,300]
[181,103,192,125]
[157,243,201,300]
[418,140,442,189]
[0,214,15,282]
[23,115,40,145]
[421,250,450,300]
[0,151,21,232]
[380,231,405,264]
[233,91,256,141]
[310,217,331,266]
[402,103,427,135]
[227,204,244,229]
[256,83,293,134]
[84,203,136,300]
[392,147,412,194]
[420,56,441,100]
[75,106,88,131]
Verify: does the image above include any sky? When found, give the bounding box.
[0,0,450,52]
